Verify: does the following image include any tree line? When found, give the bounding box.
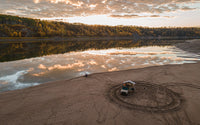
[0,14,200,37]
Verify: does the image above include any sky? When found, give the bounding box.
[0,0,200,27]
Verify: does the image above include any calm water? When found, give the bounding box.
[0,39,199,92]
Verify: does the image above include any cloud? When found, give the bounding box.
[33,61,85,76]
[109,14,174,18]
[88,60,98,65]
[0,0,199,18]
[108,67,118,72]
[38,64,47,69]
[150,15,160,17]
[181,6,195,11]
[110,14,141,18]
[38,61,85,71]
[109,51,173,55]
[47,62,85,71]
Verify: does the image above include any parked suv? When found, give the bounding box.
[120,80,136,96]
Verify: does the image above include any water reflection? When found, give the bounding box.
[0,39,183,62]
[0,39,199,92]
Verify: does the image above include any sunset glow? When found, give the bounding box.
[0,0,200,27]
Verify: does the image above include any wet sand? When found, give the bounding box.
[175,39,200,54]
[0,39,200,125]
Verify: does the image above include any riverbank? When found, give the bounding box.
[0,61,200,125]
[175,39,200,54]
[0,36,199,43]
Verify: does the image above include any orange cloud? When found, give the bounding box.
[0,0,198,19]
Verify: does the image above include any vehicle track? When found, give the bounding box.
[107,81,183,113]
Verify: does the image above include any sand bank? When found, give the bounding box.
[175,39,200,54]
[0,61,200,125]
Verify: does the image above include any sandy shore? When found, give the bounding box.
[0,62,200,125]
[175,39,200,54]
[0,39,200,125]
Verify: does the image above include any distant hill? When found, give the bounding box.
[0,14,200,37]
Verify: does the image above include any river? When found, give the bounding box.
[0,39,199,92]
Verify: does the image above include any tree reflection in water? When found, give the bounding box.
[0,39,183,62]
